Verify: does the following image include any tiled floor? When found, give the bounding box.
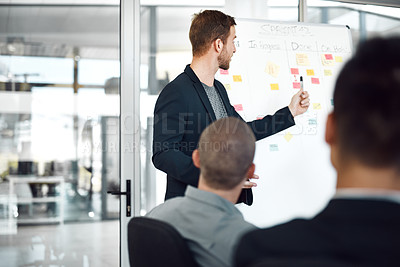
[0,220,119,267]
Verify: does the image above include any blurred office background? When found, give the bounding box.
[0,0,398,266]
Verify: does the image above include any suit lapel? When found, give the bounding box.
[184,65,216,121]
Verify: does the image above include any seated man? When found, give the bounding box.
[146,117,257,267]
[235,37,400,267]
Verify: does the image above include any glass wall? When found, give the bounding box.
[0,5,120,227]
[0,4,120,265]
[307,0,400,46]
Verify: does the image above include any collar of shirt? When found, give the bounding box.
[334,188,400,205]
[185,186,243,217]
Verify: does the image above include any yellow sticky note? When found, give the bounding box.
[265,61,280,78]
[313,103,322,110]
[306,69,315,76]
[270,83,279,90]
[324,69,332,76]
[335,56,343,63]
[284,132,293,142]
[233,75,242,82]
[296,53,310,66]
[224,84,231,90]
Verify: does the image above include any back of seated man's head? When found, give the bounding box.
[331,37,400,172]
[197,117,256,190]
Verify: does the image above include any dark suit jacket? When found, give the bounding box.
[235,198,400,267]
[152,65,295,205]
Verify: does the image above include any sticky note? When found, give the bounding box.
[233,75,242,82]
[311,77,320,84]
[335,56,343,62]
[296,53,310,66]
[313,103,322,110]
[325,54,333,60]
[306,69,315,76]
[321,54,335,67]
[270,83,279,90]
[265,61,280,78]
[291,68,299,75]
[293,82,301,89]
[309,118,317,125]
[324,69,332,76]
[224,84,232,90]
[257,116,264,120]
[284,132,293,142]
[219,69,229,75]
[234,104,243,111]
[269,144,279,152]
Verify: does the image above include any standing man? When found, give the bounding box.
[235,37,400,267]
[153,10,310,205]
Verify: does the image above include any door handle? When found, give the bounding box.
[107,180,131,217]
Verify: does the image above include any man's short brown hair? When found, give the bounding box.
[189,10,236,57]
[198,117,256,190]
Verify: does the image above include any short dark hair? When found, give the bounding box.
[198,117,256,190]
[333,37,400,170]
[189,10,236,57]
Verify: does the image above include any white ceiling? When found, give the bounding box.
[0,2,399,60]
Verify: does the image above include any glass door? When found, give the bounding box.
[0,2,121,266]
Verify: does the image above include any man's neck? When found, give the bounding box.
[198,176,242,204]
[190,55,219,87]
[336,162,400,191]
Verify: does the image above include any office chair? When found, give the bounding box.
[128,217,199,267]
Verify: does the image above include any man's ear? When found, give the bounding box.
[325,112,336,146]
[247,163,255,179]
[214,39,223,53]
[192,149,201,168]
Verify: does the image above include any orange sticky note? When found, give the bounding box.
[220,69,229,75]
[296,53,310,66]
[270,83,279,90]
[311,77,320,84]
[335,56,343,63]
[234,104,243,111]
[233,75,242,82]
[306,69,315,76]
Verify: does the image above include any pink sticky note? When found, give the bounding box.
[234,104,243,111]
[256,116,264,120]
[311,77,320,84]
[291,68,299,75]
[325,54,333,60]
[219,69,229,75]
[293,82,301,89]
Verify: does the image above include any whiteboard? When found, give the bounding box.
[216,19,353,227]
